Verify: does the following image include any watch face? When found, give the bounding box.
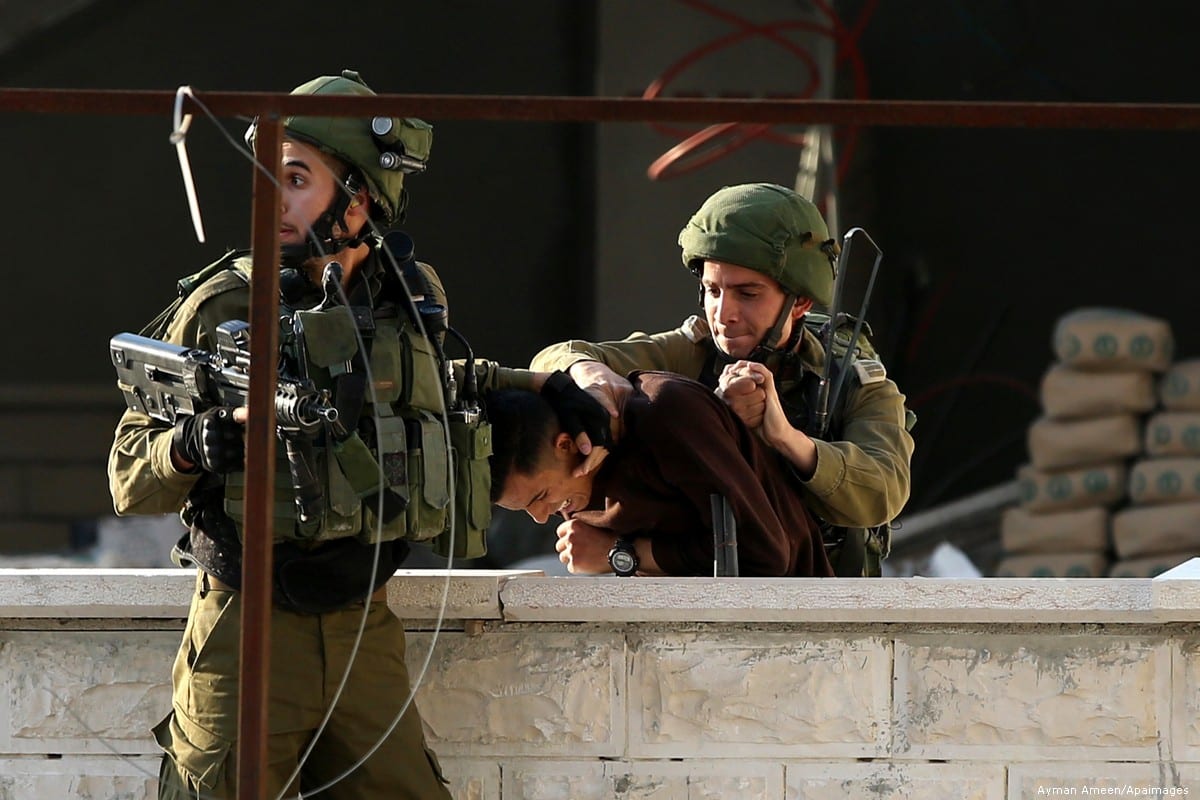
[609,547,638,576]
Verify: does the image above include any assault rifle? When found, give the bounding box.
[809,227,898,577]
[110,320,337,531]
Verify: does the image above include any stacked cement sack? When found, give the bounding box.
[1111,357,1200,576]
[997,308,1172,577]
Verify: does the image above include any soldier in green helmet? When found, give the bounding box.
[108,70,609,800]
[531,183,914,576]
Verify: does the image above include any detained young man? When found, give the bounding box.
[486,371,834,578]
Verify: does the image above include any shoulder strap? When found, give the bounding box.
[138,249,248,338]
[178,248,245,298]
[794,359,853,442]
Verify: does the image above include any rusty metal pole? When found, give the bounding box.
[239,111,283,800]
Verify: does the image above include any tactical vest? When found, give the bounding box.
[161,247,491,562]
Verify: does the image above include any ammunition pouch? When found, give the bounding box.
[184,483,411,614]
[222,442,365,543]
[399,411,450,541]
[213,253,491,556]
[432,416,492,560]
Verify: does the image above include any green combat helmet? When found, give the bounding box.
[282,69,433,226]
[678,182,836,309]
[246,70,433,267]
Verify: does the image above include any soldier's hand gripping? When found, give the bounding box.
[729,361,820,478]
[539,370,614,476]
[716,360,768,429]
[753,363,799,449]
[567,360,632,477]
[171,406,248,474]
[567,360,632,419]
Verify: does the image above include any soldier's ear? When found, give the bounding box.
[347,187,370,213]
[342,188,372,235]
[792,297,814,319]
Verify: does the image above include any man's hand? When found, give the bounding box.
[555,518,617,574]
[567,360,631,419]
[540,370,616,477]
[716,360,768,428]
[567,361,632,477]
[171,406,248,474]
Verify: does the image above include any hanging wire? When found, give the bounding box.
[170,86,206,243]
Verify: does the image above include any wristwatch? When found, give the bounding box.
[607,536,639,577]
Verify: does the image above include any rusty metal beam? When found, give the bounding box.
[3,87,1200,130]
[239,110,282,800]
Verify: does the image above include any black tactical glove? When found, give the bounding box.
[172,407,245,474]
[540,370,613,451]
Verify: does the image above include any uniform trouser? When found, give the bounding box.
[154,573,450,800]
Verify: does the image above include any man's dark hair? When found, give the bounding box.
[484,389,560,502]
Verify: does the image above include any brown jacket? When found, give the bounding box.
[574,371,834,577]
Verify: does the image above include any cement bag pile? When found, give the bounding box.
[1109,357,1200,576]
[996,308,1172,578]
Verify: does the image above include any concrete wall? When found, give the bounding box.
[3,565,1200,798]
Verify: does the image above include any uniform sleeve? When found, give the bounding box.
[107,284,246,516]
[800,376,914,527]
[108,408,200,515]
[529,318,710,378]
[463,324,713,394]
[460,360,540,393]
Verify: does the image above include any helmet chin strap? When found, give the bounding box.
[745,293,800,366]
[704,290,803,371]
[708,294,803,375]
[281,177,370,268]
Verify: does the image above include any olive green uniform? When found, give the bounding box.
[530,314,913,530]
[156,573,443,798]
[110,250,530,799]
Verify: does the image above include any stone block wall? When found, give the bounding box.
[2,569,1200,799]
[410,625,1196,798]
